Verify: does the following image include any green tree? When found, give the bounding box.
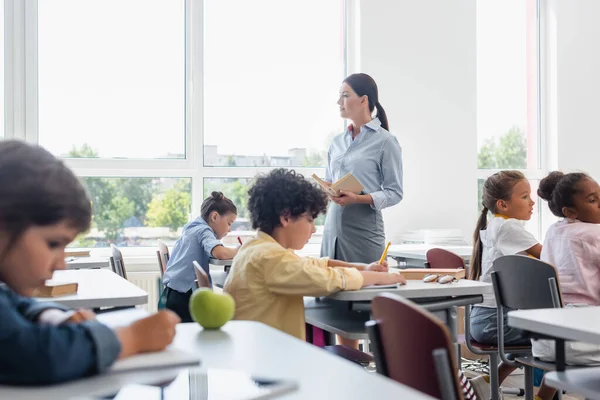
[478,126,527,169]
[146,181,191,232]
[97,196,135,240]
[225,155,237,166]
[67,143,98,158]
[203,179,250,219]
[302,151,326,167]
[119,178,153,224]
[68,145,139,242]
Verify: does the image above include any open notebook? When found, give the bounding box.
[97,309,201,373]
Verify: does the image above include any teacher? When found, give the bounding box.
[320,73,403,265]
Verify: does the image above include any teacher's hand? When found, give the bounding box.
[331,190,360,206]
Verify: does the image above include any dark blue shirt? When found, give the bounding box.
[0,285,121,385]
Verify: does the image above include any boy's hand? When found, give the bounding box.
[366,261,389,272]
[64,308,96,324]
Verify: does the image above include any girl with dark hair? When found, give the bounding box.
[0,140,179,385]
[163,191,239,322]
[320,73,403,348]
[321,73,402,263]
[532,171,600,369]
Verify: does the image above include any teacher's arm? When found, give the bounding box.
[368,136,403,211]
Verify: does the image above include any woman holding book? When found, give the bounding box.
[320,73,403,265]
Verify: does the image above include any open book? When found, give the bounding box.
[311,173,364,197]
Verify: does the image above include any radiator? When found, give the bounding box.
[128,271,161,313]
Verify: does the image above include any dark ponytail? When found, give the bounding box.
[374,102,389,131]
[201,191,237,222]
[469,206,488,281]
[470,170,527,281]
[343,73,389,131]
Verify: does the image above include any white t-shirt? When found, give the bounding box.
[477,216,539,308]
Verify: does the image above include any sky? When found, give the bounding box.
[5,0,537,162]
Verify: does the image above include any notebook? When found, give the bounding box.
[312,173,364,197]
[361,283,402,290]
[96,309,201,374]
[109,347,201,373]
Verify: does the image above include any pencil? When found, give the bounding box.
[379,241,391,264]
[237,236,243,246]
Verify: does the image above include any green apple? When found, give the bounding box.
[188,288,235,329]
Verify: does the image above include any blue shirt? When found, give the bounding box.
[163,217,222,293]
[325,118,403,211]
[0,285,121,385]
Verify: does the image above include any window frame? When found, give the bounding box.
[3,0,357,257]
[476,0,552,241]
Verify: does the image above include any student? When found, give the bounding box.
[468,171,554,400]
[0,140,180,385]
[224,168,406,340]
[534,171,600,367]
[163,191,238,322]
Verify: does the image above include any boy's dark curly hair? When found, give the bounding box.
[247,168,328,235]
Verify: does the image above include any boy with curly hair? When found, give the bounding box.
[223,168,405,340]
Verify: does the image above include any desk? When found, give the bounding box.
[309,280,491,349]
[208,258,232,288]
[509,307,600,398]
[388,244,472,267]
[0,321,433,400]
[35,269,148,309]
[208,258,233,267]
[66,256,109,269]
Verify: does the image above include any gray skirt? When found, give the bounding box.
[320,202,385,263]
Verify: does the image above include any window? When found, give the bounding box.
[202,0,345,167]
[3,1,347,249]
[37,0,185,159]
[476,0,546,239]
[476,0,540,171]
[71,177,191,248]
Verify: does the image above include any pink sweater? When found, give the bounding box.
[541,219,600,306]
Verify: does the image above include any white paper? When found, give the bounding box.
[109,347,201,373]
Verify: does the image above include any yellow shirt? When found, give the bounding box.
[223,231,364,340]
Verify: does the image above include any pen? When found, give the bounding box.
[379,241,391,264]
[237,236,243,246]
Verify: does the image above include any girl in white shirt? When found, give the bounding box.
[468,171,554,400]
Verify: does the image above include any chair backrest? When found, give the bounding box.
[156,240,170,277]
[367,293,462,400]
[491,255,563,310]
[110,244,128,280]
[193,261,212,290]
[426,248,466,270]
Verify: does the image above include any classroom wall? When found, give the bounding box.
[357,0,478,243]
[547,0,600,178]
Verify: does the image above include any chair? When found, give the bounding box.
[491,255,565,400]
[425,248,466,269]
[109,244,127,280]
[156,240,170,278]
[193,261,212,290]
[367,293,463,400]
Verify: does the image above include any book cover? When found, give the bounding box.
[35,281,78,297]
[311,173,364,196]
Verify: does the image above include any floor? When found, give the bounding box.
[463,367,583,400]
